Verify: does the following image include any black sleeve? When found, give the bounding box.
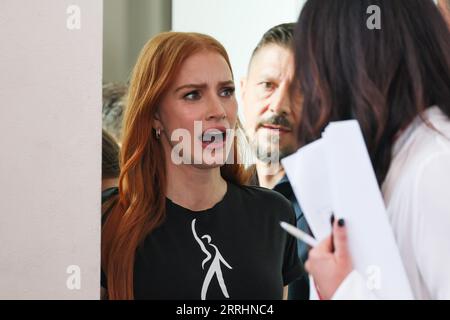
[281,206,305,286]
[100,189,117,290]
[101,268,107,289]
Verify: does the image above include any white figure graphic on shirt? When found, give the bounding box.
[191,219,233,300]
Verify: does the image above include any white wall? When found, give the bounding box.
[0,0,102,299]
[172,0,306,121]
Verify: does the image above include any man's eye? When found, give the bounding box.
[260,82,274,90]
[220,87,235,97]
[184,91,201,101]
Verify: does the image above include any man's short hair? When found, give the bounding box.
[102,83,127,142]
[250,23,295,62]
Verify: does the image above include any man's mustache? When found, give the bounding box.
[256,114,293,131]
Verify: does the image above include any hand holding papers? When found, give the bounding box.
[281,120,413,299]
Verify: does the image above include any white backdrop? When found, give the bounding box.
[172,0,306,122]
[0,0,102,299]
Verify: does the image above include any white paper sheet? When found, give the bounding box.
[281,139,333,241]
[281,120,413,299]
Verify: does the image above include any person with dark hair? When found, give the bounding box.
[241,23,310,300]
[294,0,450,299]
[102,129,120,203]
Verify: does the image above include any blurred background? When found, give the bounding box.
[104,0,171,83]
[104,0,450,85]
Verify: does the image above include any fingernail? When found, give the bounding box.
[338,218,345,227]
[330,214,335,225]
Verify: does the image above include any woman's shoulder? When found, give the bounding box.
[232,183,289,201]
[414,106,450,156]
[390,107,450,184]
[229,183,295,218]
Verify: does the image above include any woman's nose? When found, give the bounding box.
[206,96,227,121]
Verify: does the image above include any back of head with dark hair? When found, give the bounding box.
[102,129,120,180]
[295,0,450,184]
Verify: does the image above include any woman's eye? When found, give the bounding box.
[220,87,235,97]
[183,91,201,101]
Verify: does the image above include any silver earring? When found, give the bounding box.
[156,128,161,140]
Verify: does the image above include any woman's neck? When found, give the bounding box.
[165,162,227,212]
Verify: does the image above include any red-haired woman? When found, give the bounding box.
[101,32,303,300]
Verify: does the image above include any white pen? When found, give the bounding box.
[280,221,318,248]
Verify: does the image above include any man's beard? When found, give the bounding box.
[251,114,296,163]
[251,132,296,164]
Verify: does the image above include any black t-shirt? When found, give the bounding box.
[102,182,303,300]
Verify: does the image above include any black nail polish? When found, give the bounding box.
[330,214,335,225]
[338,218,345,227]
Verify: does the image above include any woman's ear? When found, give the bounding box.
[152,112,163,131]
[152,112,164,140]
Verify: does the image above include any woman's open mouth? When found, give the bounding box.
[200,127,228,149]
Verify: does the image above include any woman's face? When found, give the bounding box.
[155,50,238,168]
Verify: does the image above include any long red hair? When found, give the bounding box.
[101,32,251,299]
